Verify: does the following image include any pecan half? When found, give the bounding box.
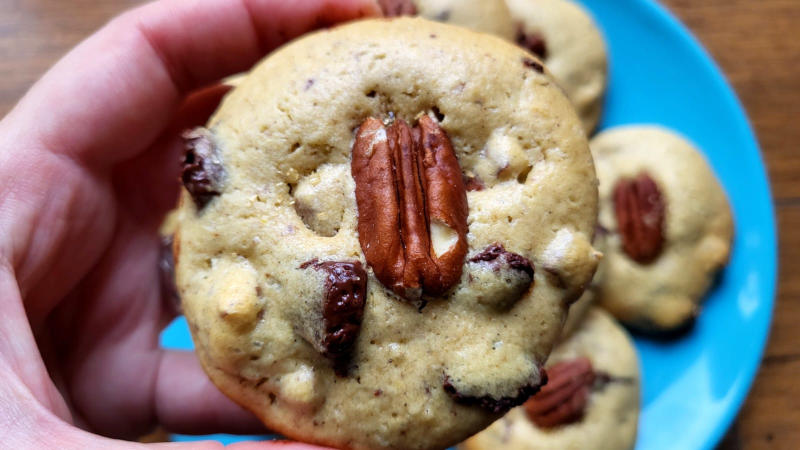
[516,27,548,60]
[613,173,665,264]
[181,128,225,209]
[378,0,417,17]
[300,260,368,376]
[352,116,468,304]
[524,357,595,428]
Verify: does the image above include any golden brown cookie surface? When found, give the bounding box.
[175,18,599,450]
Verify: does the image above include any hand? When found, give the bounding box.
[0,0,379,447]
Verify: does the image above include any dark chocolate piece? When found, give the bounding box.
[522,57,544,73]
[443,371,548,414]
[378,0,417,17]
[470,243,534,279]
[181,128,225,209]
[301,260,368,376]
[517,28,548,59]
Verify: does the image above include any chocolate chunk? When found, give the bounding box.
[301,260,368,376]
[522,57,544,74]
[378,0,417,17]
[158,234,181,315]
[470,243,534,279]
[181,128,225,209]
[443,372,548,414]
[458,243,534,311]
[464,243,535,310]
[517,28,548,59]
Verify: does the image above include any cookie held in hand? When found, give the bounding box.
[174,18,599,450]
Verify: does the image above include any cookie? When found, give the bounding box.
[590,126,734,332]
[380,0,515,40]
[460,307,640,450]
[506,0,608,134]
[174,18,599,450]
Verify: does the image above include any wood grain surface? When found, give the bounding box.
[0,1,797,448]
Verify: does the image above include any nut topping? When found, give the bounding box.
[524,357,595,428]
[378,0,417,17]
[352,116,468,304]
[181,128,225,209]
[613,173,665,264]
[300,260,368,376]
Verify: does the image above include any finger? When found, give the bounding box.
[113,84,232,226]
[4,0,380,167]
[155,350,268,436]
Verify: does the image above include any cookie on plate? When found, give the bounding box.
[460,307,640,450]
[591,126,734,333]
[379,0,516,40]
[174,18,600,450]
[506,0,608,134]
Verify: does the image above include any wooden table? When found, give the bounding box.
[1,1,797,448]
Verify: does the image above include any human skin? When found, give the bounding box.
[0,0,380,448]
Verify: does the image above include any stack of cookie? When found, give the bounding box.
[164,1,734,449]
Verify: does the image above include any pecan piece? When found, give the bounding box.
[300,260,368,376]
[516,27,548,59]
[378,0,417,17]
[352,116,468,304]
[613,173,666,264]
[181,128,225,209]
[524,357,595,428]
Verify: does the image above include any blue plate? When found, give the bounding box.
[162,1,777,448]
